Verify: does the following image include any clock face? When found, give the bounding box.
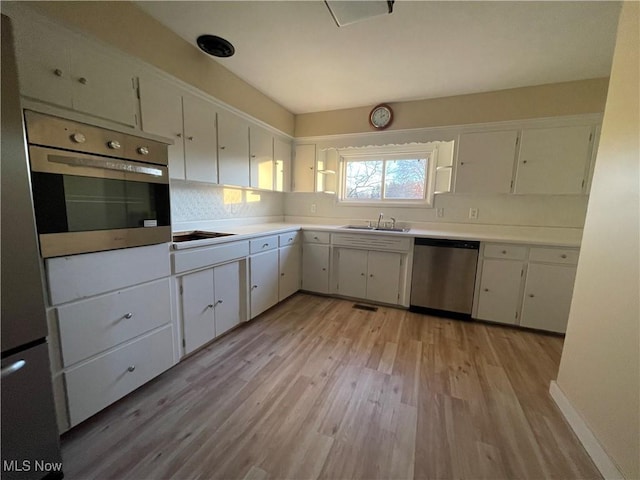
[370,104,393,129]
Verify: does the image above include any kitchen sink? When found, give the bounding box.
[172,230,236,242]
[341,225,411,233]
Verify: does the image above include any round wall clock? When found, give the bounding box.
[369,103,393,130]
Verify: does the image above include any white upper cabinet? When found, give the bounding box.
[12,12,137,127]
[218,110,250,187]
[514,125,593,194]
[140,77,217,183]
[274,137,292,192]
[455,130,518,194]
[182,92,218,183]
[293,144,316,192]
[139,76,186,179]
[249,126,274,190]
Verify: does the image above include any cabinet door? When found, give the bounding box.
[274,137,292,192]
[520,263,577,333]
[279,245,301,301]
[455,130,518,194]
[336,248,368,299]
[139,76,186,179]
[183,93,218,183]
[293,144,316,192]
[250,250,279,319]
[181,268,215,355]
[213,262,241,337]
[69,43,138,127]
[514,125,593,194]
[301,244,330,293]
[249,126,274,190]
[366,251,402,305]
[475,259,524,325]
[12,16,73,109]
[218,110,250,187]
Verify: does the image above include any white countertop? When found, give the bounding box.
[172,221,582,250]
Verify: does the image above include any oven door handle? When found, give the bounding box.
[29,146,168,184]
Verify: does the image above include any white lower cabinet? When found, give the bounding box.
[520,263,577,333]
[65,325,174,427]
[279,243,301,301]
[180,261,242,355]
[250,250,279,318]
[335,248,402,305]
[475,259,525,325]
[302,242,331,294]
[474,243,578,333]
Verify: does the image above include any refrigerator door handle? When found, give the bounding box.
[1,359,26,378]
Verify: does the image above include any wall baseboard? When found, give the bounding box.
[549,381,625,479]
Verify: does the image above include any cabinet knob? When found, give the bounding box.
[262,243,269,248]
[220,146,226,150]
[483,288,489,292]
[288,238,293,242]
[369,274,374,278]
[322,268,326,271]
[70,133,86,144]
[523,160,528,164]
[207,304,214,309]
[107,140,121,150]
[251,154,256,158]
[188,136,194,141]
[313,236,319,240]
[252,285,258,290]
[528,294,535,298]
[78,77,88,85]
[501,250,507,254]
[460,162,464,166]
[176,133,182,138]
[53,68,63,77]
[137,146,150,155]
[215,300,223,306]
[561,254,567,259]
[360,273,365,276]
[281,273,285,276]
[127,365,136,372]
[123,312,133,319]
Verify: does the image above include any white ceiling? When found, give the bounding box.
[135,1,620,114]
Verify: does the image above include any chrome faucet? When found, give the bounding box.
[390,217,396,229]
[377,212,384,228]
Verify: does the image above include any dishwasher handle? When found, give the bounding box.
[414,238,479,249]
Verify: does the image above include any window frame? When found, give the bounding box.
[337,145,438,207]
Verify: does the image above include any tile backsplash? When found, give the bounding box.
[171,181,284,223]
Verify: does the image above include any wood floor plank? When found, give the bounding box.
[60,293,601,480]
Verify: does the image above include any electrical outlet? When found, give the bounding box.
[436,208,444,218]
[310,203,317,214]
[469,208,479,220]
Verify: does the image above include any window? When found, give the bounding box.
[338,145,437,206]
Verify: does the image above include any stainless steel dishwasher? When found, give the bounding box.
[410,238,480,317]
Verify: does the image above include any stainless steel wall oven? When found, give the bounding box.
[25,111,171,258]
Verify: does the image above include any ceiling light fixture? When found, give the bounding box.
[196,34,235,58]
[325,0,394,27]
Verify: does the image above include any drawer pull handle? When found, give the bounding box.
[360,273,365,276]
[528,294,535,298]
[53,68,63,77]
[207,304,214,309]
[252,285,258,290]
[288,238,293,242]
[176,133,182,138]
[263,243,269,248]
[215,300,223,306]
[501,250,507,254]
[322,268,326,271]
[220,146,226,150]
[313,236,319,240]
[124,312,133,319]
[561,254,567,259]
[78,77,88,85]
[484,288,489,292]
[1,360,26,378]
[281,273,285,276]
[127,365,136,373]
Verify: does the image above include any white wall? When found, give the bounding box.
[171,182,284,231]
[555,2,639,478]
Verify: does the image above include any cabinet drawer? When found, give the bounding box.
[279,231,300,247]
[483,243,528,260]
[172,240,249,274]
[57,278,171,367]
[250,235,279,253]
[529,247,579,265]
[65,325,174,427]
[302,231,331,244]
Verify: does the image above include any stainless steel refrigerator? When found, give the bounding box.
[1,14,63,480]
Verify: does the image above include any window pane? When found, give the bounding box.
[384,158,427,199]
[345,160,383,199]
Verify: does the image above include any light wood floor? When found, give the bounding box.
[61,293,600,480]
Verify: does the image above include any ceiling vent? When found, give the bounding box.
[196,35,235,58]
[325,0,394,27]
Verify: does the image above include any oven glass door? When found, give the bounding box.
[31,172,170,234]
